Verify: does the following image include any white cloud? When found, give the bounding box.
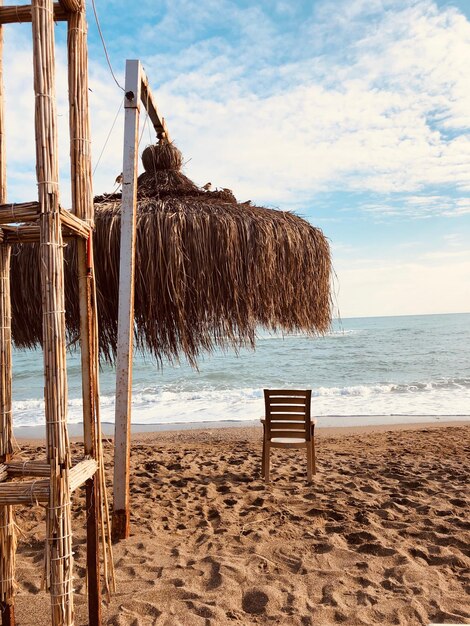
[334,250,470,316]
[2,0,470,222]
[361,194,470,218]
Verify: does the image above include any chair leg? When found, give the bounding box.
[312,437,316,475]
[265,443,271,483]
[261,438,266,477]
[306,444,313,483]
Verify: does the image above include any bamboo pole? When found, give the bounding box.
[58,0,82,12]
[31,1,74,624]
[0,479,49,505]
[0,201,40,224]
[0,252,15,623]
[6,460,50,477]
[67,7,102,624]
[0,4,15,623]
[0,4,66,24]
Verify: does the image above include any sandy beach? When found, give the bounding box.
[9,421,470,625]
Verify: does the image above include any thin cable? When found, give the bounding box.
[138,109,150,148]
[93,99,123,176]
[91,0,125,92]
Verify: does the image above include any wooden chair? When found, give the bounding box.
[261,389,316,483]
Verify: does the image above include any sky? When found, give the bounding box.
[3,0,470,318]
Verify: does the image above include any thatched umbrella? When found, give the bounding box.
[10,141,332,365]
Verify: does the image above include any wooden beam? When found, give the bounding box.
[0,479,49,504]
[1,215,89,242]
[58,0,82,12]
[6,460,50,477]
[2,224,40,243]
[0,201,39,224]
[0,464,7,482]
[69,458,98,492]
[140,67,171,141]
[59,207,91,238]
[0,3,66,24]
[112,59,141,543]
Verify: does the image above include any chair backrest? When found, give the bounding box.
[264,389,312,441]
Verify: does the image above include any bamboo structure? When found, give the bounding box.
[0,2,16,622]
[0,3,66,23]
[31,1,74,622]
[67,3,103,620]
[0,1,110,624]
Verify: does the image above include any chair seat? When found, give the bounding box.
[271,437,306,444]
[260,417,317,425]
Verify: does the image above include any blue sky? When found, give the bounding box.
[3,0,470,317]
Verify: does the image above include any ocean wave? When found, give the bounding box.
[11,377,470,427]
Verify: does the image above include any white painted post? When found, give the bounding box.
[112,59,141,542]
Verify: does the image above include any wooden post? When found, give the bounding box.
[112,60,141,542]
[66,7,101,625]
[32,1,74,624]
[0,4,15,623]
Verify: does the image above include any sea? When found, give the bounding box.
[11,312,470,430]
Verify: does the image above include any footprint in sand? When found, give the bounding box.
[242,589,269,615]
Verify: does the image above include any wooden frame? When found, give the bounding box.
[0,4,15,623]
[0,3,66,24]
[112,60,170,542]
[0,1,106,624]
[261,389,316,483]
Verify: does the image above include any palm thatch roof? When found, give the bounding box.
[10,141,332,366]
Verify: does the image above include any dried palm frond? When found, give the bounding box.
[11,141,332,366]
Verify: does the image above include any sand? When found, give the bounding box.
[8,422,470,625]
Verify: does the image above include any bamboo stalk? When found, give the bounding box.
[67,5,104,622]
[59,208,91,238]
[0,201,40,224]
[92,272,115,595]
[68,458,97,492]
[58,0,82,12]
[0,479,49,505]
[0,204,90,237]
[3,224,88,244]
[0,4,66,24]
[2,225,40,242]
[0,3,16,621]
[32,1,74,624]
[6,460,50,477]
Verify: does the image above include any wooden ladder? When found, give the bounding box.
[0,1,103,625]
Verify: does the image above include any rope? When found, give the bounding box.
[92,99,123,176]
[90,0,124,92]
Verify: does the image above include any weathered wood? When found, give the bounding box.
[2,219,88,243]
[59,207,91,238]
[0,5,16,621]
[0,479,50,504]
[0,464,7,482]
[32,1,74,623]
[58,0,82,12]
[112,59,141,543]
[0,3,66,24]
[67,7,103,621]
[69,458,98,492]
[0,201,39,224]
[6,460,50,477]
[140,67,171,141]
